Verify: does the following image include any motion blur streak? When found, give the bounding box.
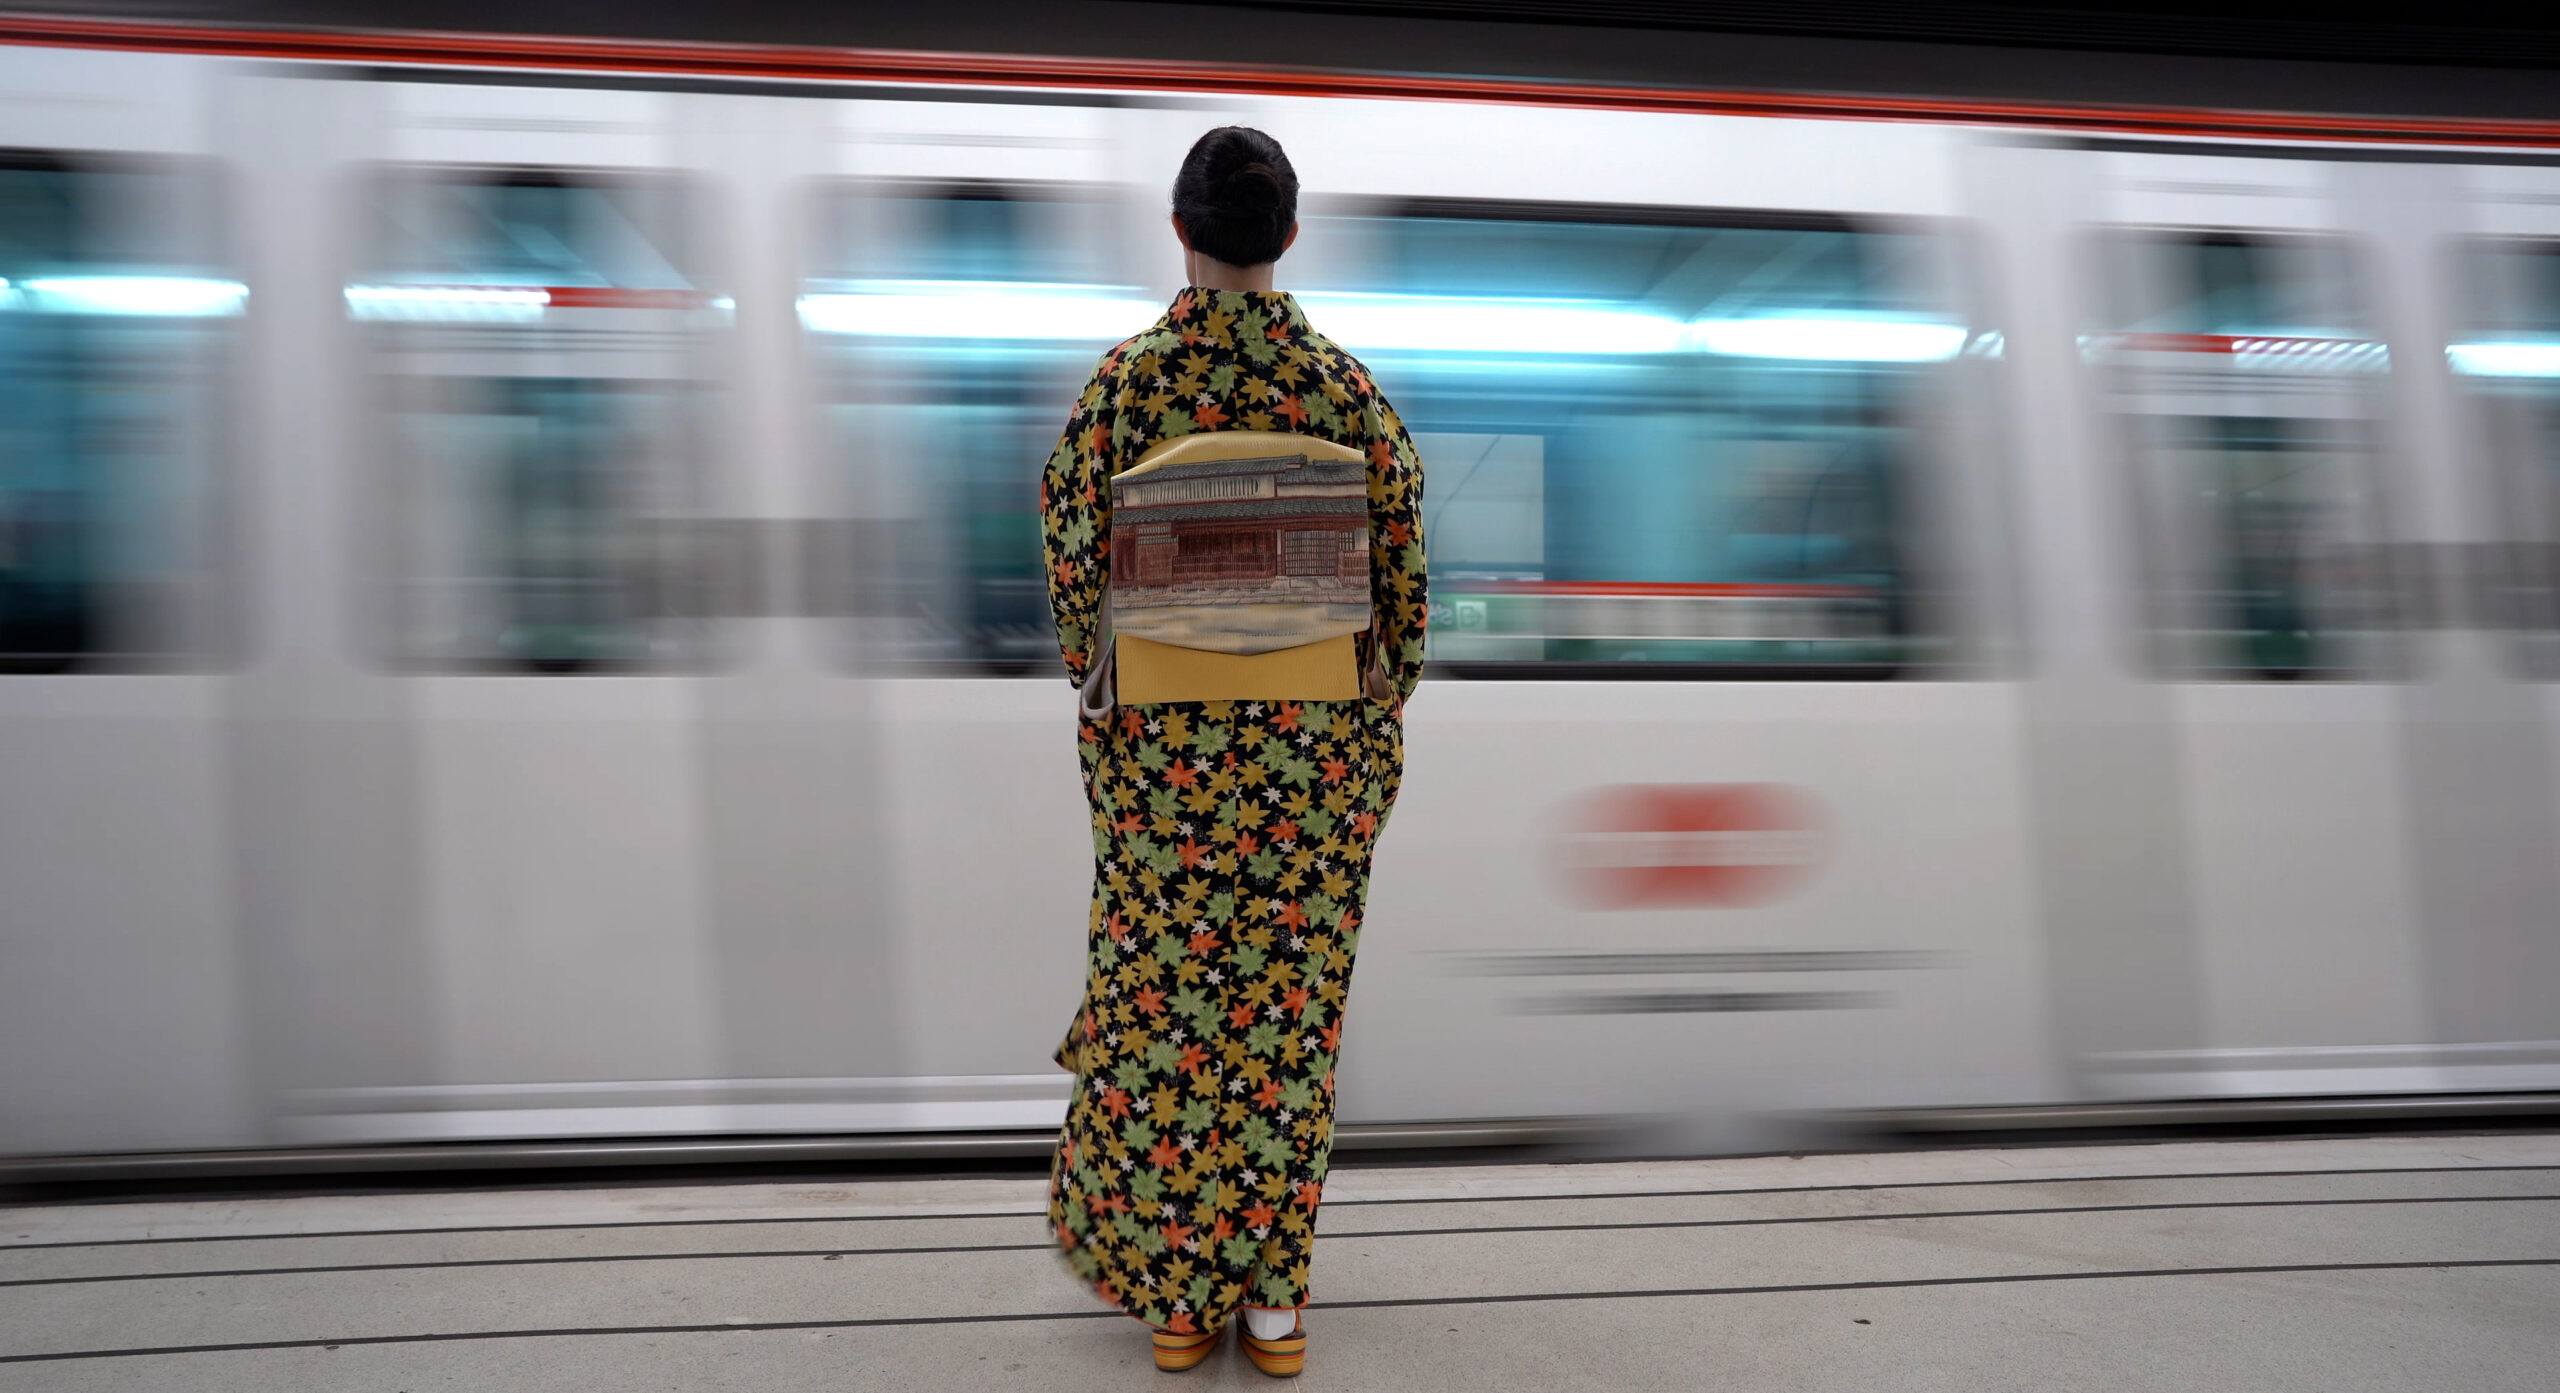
[1682,315,1968,362]
[344,284,550,322]
[2,30,2559,1165]
[796,280,1159,341]
[8,275,247,316]
[2449,342,2560,377]
[1297,293,1690,355]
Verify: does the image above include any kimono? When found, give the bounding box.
[1039,287,1427,1332]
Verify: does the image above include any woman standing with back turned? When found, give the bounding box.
[1039,127,1427,1377]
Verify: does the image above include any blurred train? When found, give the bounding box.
[4,16,2560,1167]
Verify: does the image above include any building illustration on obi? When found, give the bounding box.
[1109,451,1370,654]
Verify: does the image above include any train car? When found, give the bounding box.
[1,16,2557,1167]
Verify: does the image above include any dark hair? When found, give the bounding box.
[1171,126,1298,268]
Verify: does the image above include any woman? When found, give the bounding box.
[1039,126,1426,1378]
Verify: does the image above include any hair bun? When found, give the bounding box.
[1171,127,1299,268]
[1222,161,1283,209]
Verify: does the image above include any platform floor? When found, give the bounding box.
[4,1132,2557,1390]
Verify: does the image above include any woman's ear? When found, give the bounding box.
[1282,221,1300,256]
[1170,212,1193,252]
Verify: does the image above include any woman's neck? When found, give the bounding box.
[1184,250,1278,293]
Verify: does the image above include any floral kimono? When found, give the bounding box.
[1039,288,1427,1332]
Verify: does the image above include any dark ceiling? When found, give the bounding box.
[1183,2,2560,69]
[10,1,2560,117]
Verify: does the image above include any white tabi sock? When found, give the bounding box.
[1243,1307,1298,1340]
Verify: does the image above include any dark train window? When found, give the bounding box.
[2091,232,2404,680]
[352,169,717,672]
[1290,200,1989,677]
[800,181,1139,673]
[2451,240,2560,677]
[0,152,237,672]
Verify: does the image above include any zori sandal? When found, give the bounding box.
[1241,1313,1306,1378]
[1152,1324,1223,1372]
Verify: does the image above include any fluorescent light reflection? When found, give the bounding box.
[345,285,549,323]
[798,281,1157,341]
[2448,341,2560,378]
[1310,295,1967,362]
[1686,315,1968,362]
[6,275,246,317]
[792,280,1969,362]
[1302,292,1687,356]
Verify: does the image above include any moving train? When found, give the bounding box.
[4,15,2558,1168]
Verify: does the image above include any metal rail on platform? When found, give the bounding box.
[1838,1091,2560,1133]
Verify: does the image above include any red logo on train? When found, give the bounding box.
[1552,784,1831,909]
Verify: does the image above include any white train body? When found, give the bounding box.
[2,28,2557,1161]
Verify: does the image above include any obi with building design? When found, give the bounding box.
[1107,450,1371,655]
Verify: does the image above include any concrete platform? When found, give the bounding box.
[3,1132,2556,1390]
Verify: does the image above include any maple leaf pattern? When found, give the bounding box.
[1039,289,1425,1332]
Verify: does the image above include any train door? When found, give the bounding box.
[667,91,918,1132]
[0,49,255,1153]
[800,97,1138,1122]
[312,82,735,1141]
[2380,158,2560,1079]
[2073,154,2436,1095]
[1267,100,2046,1148]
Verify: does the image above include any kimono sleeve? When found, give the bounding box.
[1040,355,1120,686]
[1360,391,1429,707]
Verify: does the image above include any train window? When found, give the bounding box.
[2090,232,2404,680]
[352,169,716,672]
[1291,201,1988,677]
[2450,240,2560,676]
[0,152,237,672]
[801,181,1136,672]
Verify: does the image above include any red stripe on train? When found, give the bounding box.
[2090,333,2380,354]
[535,287,714,309]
